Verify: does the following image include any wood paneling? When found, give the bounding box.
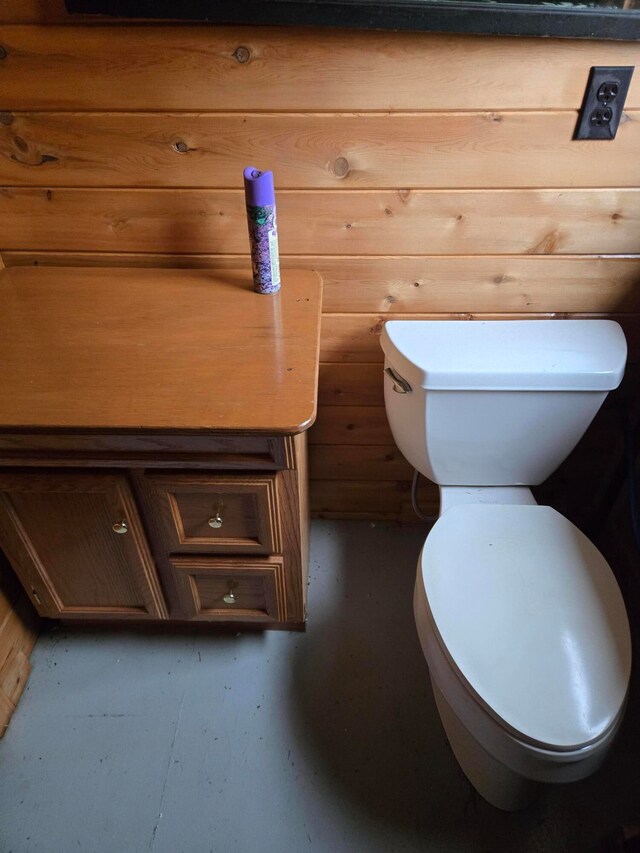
[320,313,640,364]
[1,26,639,110]
[310,479,438,521]
[0,19,638,519]
[318,364,385,407]
[3,111,640,189]
[0,556,38,736]
[310,445,413,480]
[0,1,68,23]
[4,252,640,314]
[311,406,393,446]
[2,188,640,255]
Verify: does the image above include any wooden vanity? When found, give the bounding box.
[0,267,322,629]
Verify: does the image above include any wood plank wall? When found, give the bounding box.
[0,550,39,736]
[0,11,639,520]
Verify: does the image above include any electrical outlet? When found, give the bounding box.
[574,66,634,140]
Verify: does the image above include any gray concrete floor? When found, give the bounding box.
[1,520,639,853]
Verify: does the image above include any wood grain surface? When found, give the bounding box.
[1,26,639,111]
[144,472,282,555]
[0,18,638,519]
[320,313,640,363]
[0,555,38,736]
[4,252,640,314]
[310,479,438,521]
[0,266,322,432]
[0,471,167,619]
[311,406,394,446]
[2,111,639,189]
[168,555,287,622]
[2,187,639,255]
[309,445,413,481]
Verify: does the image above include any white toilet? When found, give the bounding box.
[381,319,632,811]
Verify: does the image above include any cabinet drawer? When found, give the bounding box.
[169,556,286,622]
[145,472,281,555]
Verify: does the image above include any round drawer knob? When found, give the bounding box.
[208,515,223,529]
[223,590,236,605]
[112,520,128,534]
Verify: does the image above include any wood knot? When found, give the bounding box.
[29,153,58,166]
[0,112,13,126]
[45,189,52,201]
[397,189,411,203]
[345,223,352,229]
[384,207,393,216]
[413,281,422,288]
[233,46,251,64]
[13,135,28,153]
[332,156,350,179]
[386,295,396,304]
[529,229,560,254]
[173,140,189,154]
[611,212,622,221]
[0,46,7,61]
[456,214,464,222]
[488,113,503,122]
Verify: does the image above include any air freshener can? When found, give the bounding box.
[243,167,281,294]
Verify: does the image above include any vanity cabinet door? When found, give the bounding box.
[0,471,167,620]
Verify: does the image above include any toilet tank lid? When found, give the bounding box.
[380,320,627,391]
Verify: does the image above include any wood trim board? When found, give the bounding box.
[2,188,639,255]
[1,26,639,111]
[2,111,640,189]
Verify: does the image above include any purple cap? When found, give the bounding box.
[243,166,275,207]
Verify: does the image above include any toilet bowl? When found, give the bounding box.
[380,319,632,810]
[415,498,630,810]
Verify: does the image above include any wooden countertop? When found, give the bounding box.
[0,267,322,434]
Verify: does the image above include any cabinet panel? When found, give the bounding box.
[0,471,167,619]
[0,432,290,470]
[169,556,286,622]
[145,473,281,555]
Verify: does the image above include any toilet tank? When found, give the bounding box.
[381,320,627,486]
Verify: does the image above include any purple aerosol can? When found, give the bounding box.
[243,166,281,294]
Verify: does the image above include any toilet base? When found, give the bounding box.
[432,680,539,811]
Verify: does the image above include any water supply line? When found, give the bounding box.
[411,469,438,523]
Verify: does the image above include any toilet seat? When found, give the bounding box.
[418,504,632,752]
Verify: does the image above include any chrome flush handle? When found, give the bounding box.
[384,366,412,394]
